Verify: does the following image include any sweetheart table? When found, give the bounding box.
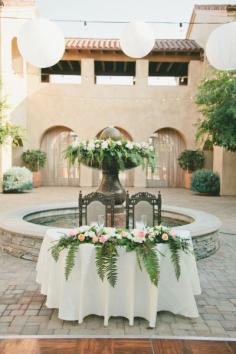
[36,228,201,327]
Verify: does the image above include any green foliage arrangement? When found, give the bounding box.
[191,169,220,196]
[51,225,191,288]
[3,167,33,193]
[65,139,155,172]
[195,71,236,151]
[178,150,205,172]
[0,87,23,146]
[22,149,47,172]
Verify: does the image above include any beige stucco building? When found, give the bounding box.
[0,1,236,194]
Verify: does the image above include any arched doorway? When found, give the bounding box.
[40,126,80,186]
[147,128,186,187]
[92,126,134,187]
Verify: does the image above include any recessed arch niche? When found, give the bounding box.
[40,126,80,186]
[147,128,186,187]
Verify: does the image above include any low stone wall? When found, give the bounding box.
[0,226,220,262]
[0,227,42,262]
[0,203,222,262]
[192,231,220,260]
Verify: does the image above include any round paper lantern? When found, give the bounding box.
[120,21,155,58]
[17,18,65,68]
[206,22,236,71]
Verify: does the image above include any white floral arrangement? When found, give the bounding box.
[65,138,155,171]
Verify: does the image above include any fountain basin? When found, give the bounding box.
[0,203,221,262]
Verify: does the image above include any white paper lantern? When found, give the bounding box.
[120,21,155,58]
[206,22,236,71]
[17,18,65,68]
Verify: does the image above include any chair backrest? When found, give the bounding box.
[126,191,162,229]
[78,191,115,227]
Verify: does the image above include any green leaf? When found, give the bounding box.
[65,244,79,280]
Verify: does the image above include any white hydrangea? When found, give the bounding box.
[85,230,96,238]
[78,225,90,233]
[87,141,95,151]
[101,141,109,149]
[125,142,133,149]
[71,140,80,149]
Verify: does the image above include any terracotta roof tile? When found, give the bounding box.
[2,0,35,5]
[194,4,236,11]
[65,38,203,53]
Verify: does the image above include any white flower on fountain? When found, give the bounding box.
[101,141,109,149]
[125,142,133,149]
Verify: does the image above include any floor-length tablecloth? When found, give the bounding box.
[36,229,201,327]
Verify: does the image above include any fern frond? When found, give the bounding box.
[95,245,107,281]
[105,243,118,287]
[137,244,160,287]
[169,238,181,280]
[65,244,79,280]
[51,244,61,262]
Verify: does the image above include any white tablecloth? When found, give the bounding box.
[36,229,201,327]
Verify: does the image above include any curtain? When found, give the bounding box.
[41,128,80,186]
[147,128,185,187]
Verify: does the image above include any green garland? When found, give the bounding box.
[51,225,191,287]
[65,138,155,172]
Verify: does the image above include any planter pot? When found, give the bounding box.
[184,171,192,189]
[33,171,42,188]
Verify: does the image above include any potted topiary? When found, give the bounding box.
[3,167,33,193]
[190,169,220,196]
[22,149,46,187]
[178,150,205,189]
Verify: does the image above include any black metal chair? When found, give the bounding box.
[126,191,162,229]
[78,191,115,227]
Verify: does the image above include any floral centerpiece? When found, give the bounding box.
[51,225,191,287]
[65,127,155,205]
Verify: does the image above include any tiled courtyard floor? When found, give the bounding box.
[0,187,236,337]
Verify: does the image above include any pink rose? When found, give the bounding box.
[99,235,108,243]
[68,229,78,237]
[171,231,177,239]
[134,230,145,239]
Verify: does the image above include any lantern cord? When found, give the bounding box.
[0,15,234,26]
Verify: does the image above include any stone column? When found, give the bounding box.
[213,146,236,195]
[135,60,148,86]
[81,59,94,86]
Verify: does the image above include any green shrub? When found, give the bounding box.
[3,167,33,193]
[190,169,220,196]
[178,150,205,172]
[22,149,47,172]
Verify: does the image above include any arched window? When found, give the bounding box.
[147,128,186,187]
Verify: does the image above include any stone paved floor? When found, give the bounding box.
[0,187,236,337]
[0,234,235,337]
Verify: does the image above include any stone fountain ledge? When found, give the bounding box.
[0,203,221,261]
